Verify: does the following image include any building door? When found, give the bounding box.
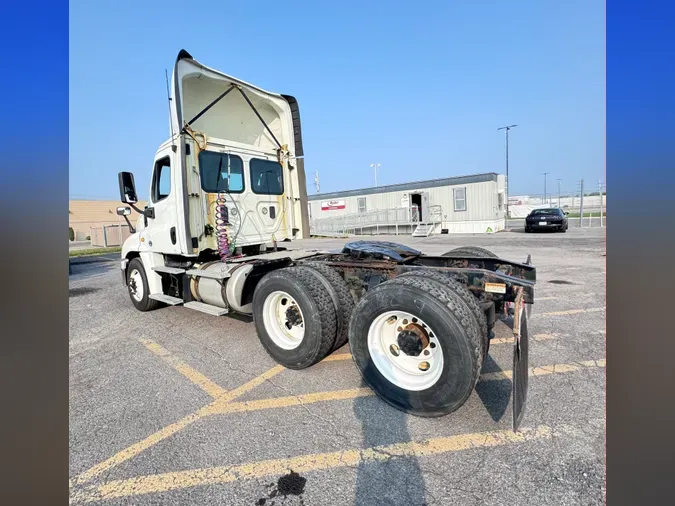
[421,192,430,220]
[410,193,421,221]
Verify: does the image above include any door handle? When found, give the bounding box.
[170,227,177,245]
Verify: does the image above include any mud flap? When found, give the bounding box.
[512,287,529,432]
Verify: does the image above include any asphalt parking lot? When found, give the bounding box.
[69,227,606,505]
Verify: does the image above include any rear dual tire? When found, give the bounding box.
[348,275,483,417]
[253,266,338,370]
[253,264,355,369]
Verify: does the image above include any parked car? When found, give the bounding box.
[525,207,569,232]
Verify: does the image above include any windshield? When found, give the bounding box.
[531,208,560,215]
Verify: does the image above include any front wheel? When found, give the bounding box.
[126,258,163,312]
[348,275,483,417]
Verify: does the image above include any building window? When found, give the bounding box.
[250,158,284,195]
[358,197,367,213]
[198,151,244,193]
[151,157,171,203]
[453,187,467,212]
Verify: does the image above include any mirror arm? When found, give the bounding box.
[121,215,136,234]
[126,201,154,220]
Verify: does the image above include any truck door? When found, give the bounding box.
[142,147,184,255]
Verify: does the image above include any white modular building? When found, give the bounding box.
[308,172,506,236]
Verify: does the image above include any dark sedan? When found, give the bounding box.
[525,207,569,232]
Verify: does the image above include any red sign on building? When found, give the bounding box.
[321,200,346,211]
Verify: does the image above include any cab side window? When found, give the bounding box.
[152,157,171,203]
[250,158,284,195]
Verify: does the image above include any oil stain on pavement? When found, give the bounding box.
[256,470,307,505]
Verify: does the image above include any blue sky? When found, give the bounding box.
[69,0,605,200]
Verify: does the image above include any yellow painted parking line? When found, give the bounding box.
[539,307,604,317]
[322,352,352,362]
[490,333,557,345]
[480,359,605,381]
[71,363,287,488]
[212,387,375,415]
[73,425,555,502]
[139,338,227,399]
[209,358,605,416]
[70,410,205,488]
[204,364,286,414]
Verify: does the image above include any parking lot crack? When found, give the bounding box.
[264,377,357,447]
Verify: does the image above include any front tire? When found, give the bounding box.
[253,266,337,369]
[348,275,483,417]
[126,258,163,312]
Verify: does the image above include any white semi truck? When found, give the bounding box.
[116,50,536,430]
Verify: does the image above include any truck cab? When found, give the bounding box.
[117,49,310,297]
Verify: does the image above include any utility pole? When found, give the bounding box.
[370,163,381,187]
[557,178,562,208]
[314,171,320,194]
[542,172,550,205]
[578,179,585,227]
[498,124,517,219]
[598,180,604,227]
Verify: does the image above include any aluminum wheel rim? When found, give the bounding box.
[129,268,144,302]
[262,291,305,350]
[367,310,444,391]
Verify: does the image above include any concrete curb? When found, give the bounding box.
[69,254,119,265]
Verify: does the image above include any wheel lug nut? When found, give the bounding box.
[389,344,400,356]
[387,316,397,325]
[423,350,430,356]
[418,361,430,371]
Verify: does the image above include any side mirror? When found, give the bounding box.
[116,206,131,216]
[118,172,138,204]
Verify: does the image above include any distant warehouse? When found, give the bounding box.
[308,172,506,236]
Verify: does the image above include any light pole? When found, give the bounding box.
[557,178,562,207]
[542,172,550,204]
[497,124,517,219]
[370,163,381,187]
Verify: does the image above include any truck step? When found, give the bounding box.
[185,268,231,280]
[149,293,184,305]
[183,301,229,316]
[153,266,186,275]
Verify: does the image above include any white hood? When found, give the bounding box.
[169,50,298,156]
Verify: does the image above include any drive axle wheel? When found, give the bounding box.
[262,291,306,350]
[253,266,337,369]
[367,310,444,391]
[441,246,498,258]
[349,275,483,417]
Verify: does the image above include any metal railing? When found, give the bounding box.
[310,205,443,236]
